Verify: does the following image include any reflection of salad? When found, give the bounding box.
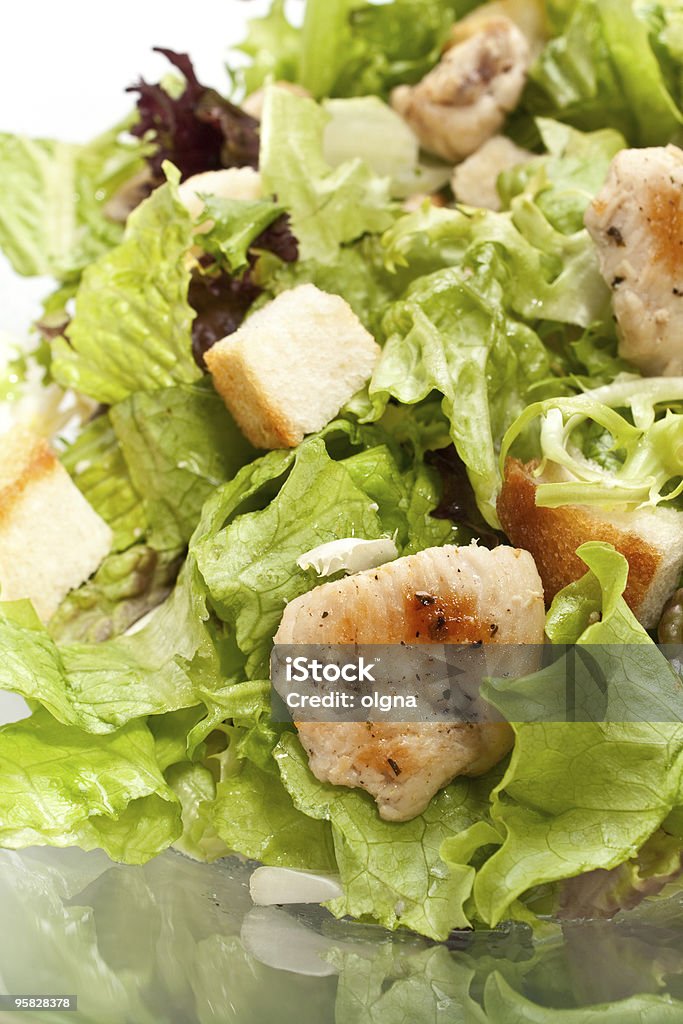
[2,0,683,942]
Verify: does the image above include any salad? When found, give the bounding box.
[2,0,683,943]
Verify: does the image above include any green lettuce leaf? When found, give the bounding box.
[192,435,387,679]
[260,87,394,264]
[60,412,147,553]
[323,97,451,199]
[0,556,217,734]
[197,195,286,274]
[48,545,183,645]
[52,169,201,404]
[212,753,338,872]
[472,545,683,926]
[368,247,550,527]
[0,120,145,279]
[237,0,475,101]
[0,709,180,864]
[498,118,625,235]
[236,0,302,96]
[525,0,683,146]
[110,380,256,550]
[274,731,494,940]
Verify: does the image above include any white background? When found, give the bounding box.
[0,0,274,723]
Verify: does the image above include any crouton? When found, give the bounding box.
[205,284,381,449]
[177,167,263,226]
[497,458,683,628]
[0,429,112,622]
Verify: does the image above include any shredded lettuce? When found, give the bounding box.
[501,376,683,509]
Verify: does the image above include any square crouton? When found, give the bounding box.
[205,284,381,449]
[0,429,113,622]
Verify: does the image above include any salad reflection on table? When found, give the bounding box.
[1,848,683,1024]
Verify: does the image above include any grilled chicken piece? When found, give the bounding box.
[274,544,545,821]
[452,134,534,210]
[585,145,683,376]
[390,16,530,163]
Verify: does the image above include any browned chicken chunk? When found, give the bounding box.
[274,544,545,821]
[585,145,683,376]
[390,16,530,163]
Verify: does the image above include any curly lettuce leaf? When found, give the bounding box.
[0,120,145,279]
[260,87,394,264]
[52,169,201,404]
[0,710,180,864]
[498,118,625,235]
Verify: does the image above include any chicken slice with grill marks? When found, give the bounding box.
[585,145,683,376]
[274,543,545,821]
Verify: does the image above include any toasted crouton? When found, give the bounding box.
[205,284,381,449]
[0,429,113,622]
[497,458,683,628]
[177,168,262,226]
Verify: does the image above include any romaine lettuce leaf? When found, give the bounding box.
[48,545,183,645]
[274,731,494,940]
[110,380,256,550]
[212,753,338,872]
[0,556,217,734]
[260,87,394,264]
[368,247,550,527]
[0,710,180,864]
[0,120,145,279]
[525,0,683,146]
[471,545,683,926]
[193,435,388,679]
[323,97,451,199]
[60,412,147,553]
[52,169,201,403]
